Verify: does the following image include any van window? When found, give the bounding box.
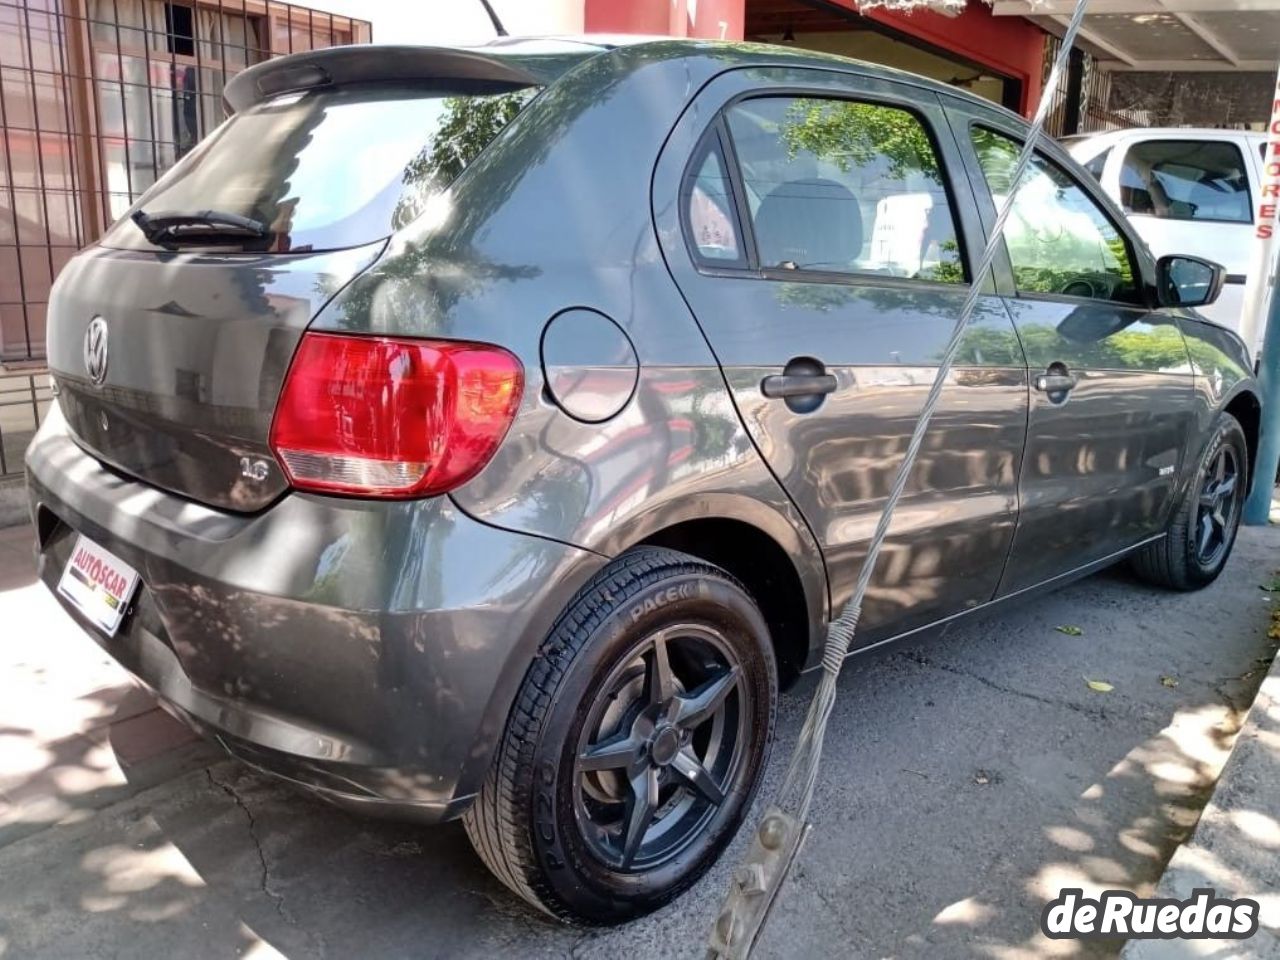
[1082,148,1110,181]
[102,82,539,253]
[1120,140,1252,223]
[723,97,965,283]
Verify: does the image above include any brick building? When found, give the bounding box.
[0,0,371,362]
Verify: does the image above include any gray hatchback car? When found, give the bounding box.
[26,36,1259,924]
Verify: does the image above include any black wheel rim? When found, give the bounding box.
[1195,445,1242,567]
[571,623,749,872]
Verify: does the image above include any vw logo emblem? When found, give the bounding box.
[84,317,109,385]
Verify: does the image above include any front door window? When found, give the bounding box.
[970,127,1138,305]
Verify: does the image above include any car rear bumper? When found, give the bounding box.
[24,405,602,822]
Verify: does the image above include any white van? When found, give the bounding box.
[1065,129,1266,349]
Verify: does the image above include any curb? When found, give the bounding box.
[0,476,29,529]
[1121,650,1280,958]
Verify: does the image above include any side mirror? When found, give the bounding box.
[1156,255,1225,309]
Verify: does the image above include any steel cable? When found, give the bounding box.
[708,2,1094,953]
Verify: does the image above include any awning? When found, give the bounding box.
[993,0,1280,72]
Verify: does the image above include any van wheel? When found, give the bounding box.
[1131,412,1247,591]
[463,547,777,924]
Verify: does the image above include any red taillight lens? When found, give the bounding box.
[270,333,523,498]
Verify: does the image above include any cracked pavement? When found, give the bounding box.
[205,769,293,928]
[1,518,1278,958]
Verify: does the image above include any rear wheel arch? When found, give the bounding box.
[637,515,817,683]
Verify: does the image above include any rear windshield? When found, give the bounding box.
[102,81,539,253]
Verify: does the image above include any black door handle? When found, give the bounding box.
[1033,362,1078,402]
[1033,373,1078,393]
[760,373,838,399]
[761,357,837,414]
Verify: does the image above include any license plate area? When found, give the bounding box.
[56,533,141,637]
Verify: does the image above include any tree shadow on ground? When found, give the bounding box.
[0,530,1276,959]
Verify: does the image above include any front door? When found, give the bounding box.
[948,103,1197,594]
[652,68,1029,648]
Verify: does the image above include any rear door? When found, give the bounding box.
[653,68,1029,648]
[947,101,1197,594]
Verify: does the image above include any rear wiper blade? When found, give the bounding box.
[131,208,268,245]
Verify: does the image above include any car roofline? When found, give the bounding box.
[1069,127,1265,142]
[224,35,1035,126]
[471,33,674,50]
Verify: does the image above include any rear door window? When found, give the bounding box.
[722,96,965,284]
[103,82,539,253]
[1119,139,1252,223]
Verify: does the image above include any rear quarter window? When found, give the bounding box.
[683,135,745,267]
[102,82,539,253]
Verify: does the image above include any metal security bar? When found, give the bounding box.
[0,0,372,364]
[1041,32,1128,136]
[0,366,52,477]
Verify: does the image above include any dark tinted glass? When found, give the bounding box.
[725,97,964,283]
[1083,147,1109,180]
[1120,140,1251,223]
[102,82,538,252]
[684,137,743,264]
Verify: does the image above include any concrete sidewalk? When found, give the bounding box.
[0,522,221,853]
[1,519,1279,958]
[1123,630,1280,958]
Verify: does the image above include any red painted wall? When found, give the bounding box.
[585,0,744,41]
[583,0,1044,117]
[853,2,1046,115]
[584,0,669,35]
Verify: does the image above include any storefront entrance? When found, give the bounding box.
[744,0,1043,114]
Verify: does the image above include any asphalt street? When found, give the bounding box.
[1,519,1277,959]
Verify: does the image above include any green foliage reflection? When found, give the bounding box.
[970,128,1137,303]
[780,98,940,180]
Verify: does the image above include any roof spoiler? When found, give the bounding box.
[223,45,545,114]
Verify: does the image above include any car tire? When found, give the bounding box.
[463,546,777,925]
[1130,412,1248,591]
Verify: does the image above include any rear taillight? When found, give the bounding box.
[269,333,523,498]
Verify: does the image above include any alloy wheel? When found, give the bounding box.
[572,623,749,871]
[1195,445,1242,567]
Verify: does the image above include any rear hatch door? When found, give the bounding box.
[47,50,550,511]
[49,242,382,511]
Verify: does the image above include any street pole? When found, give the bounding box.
[1243,253,1280,525]
[1242,64,1280,526]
